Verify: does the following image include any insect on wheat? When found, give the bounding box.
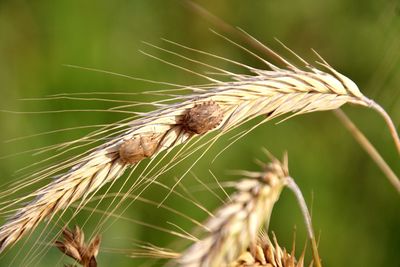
[182,101,224,135]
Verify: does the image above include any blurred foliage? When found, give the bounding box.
[0,0,399,266]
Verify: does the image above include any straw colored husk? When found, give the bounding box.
[231,233,305,267]
[55,226,101,267]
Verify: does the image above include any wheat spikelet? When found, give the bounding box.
[127,232,307,267]
[178,155,289,267]
[0,39,372,253]
[118,153,314,266]
[55,226,101,267]
[231,233,305,267]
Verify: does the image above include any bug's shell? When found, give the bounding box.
[183,101,224,135]
[119,135,158,164]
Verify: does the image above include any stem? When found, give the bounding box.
[286,177,322,267]
[334,109,400,193]
[366,98,400,155]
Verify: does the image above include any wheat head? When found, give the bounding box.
[178,155,289,267]
[0,40,372,252]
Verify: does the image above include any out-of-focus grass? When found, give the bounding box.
[0,0,399,266]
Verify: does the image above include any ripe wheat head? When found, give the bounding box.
[0,35,388,254]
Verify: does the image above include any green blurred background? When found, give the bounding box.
[0,0,399,266]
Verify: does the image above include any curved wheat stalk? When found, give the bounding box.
[178,155,289,266]
[0,39,375,253]
[334,109,400,192]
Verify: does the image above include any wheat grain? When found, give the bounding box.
[0,38,373,253]
[178,155,289,267]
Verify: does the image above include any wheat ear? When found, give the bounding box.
[195,1,400,157]
[178,155,289,267]
[0,40,373,252]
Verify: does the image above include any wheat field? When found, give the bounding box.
[0,1,399,266]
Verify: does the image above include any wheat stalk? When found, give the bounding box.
[334,109,400,191]
[178,155,289,267]
[0,38,376,253]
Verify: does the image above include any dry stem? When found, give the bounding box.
[334,109,400,193]
[286,177,321,267]
[368,100,400,155]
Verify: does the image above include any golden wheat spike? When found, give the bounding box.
[178,155,289,267]
[0,40,373,253]
[122,153,313,266]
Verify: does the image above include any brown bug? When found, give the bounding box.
[119,134,158,164]
[182,101,224,135]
